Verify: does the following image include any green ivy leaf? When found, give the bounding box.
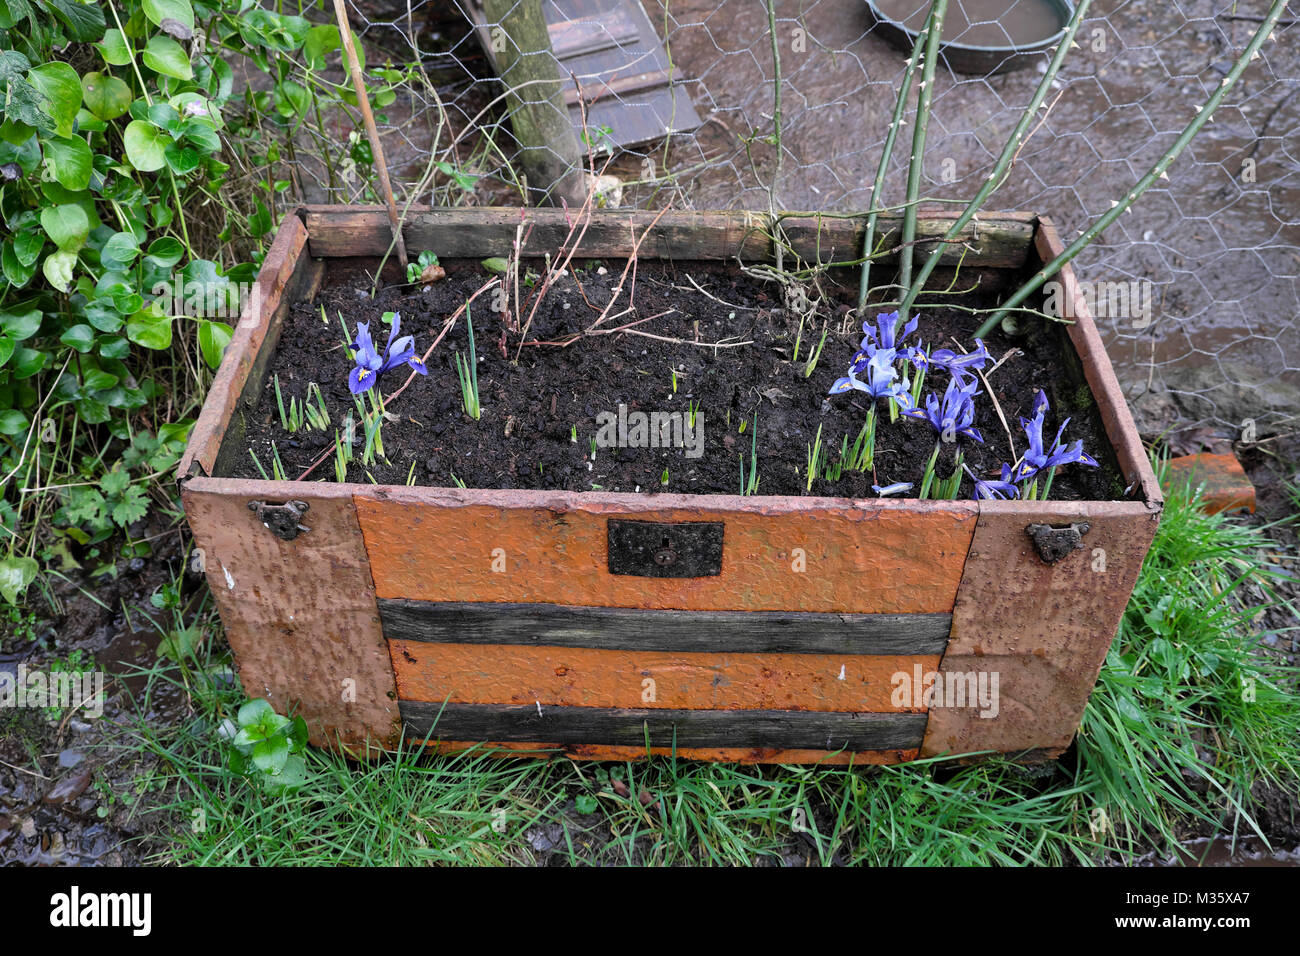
[0,50,52,135]
[0,337,13,367]
[0,308,42,341]
[198,319,233,369]
[43,249,78,292]
[163,141,200,174]
[40,203,90,250]
[81,71,132,121]
[14,229,43,267]
[2,240,38,287]
[97,29,133,67]
[101,231,140,269]
[9,346,45,379]
[0,555,39,605]
[46,0,107,43]
[303,24,340,69]
[238,698,276,728]
[143,36,193,81]
[27,62,82,138]
[42,135,93,191]
[144,0,195,34]
[0,132,41,175]
[123,120,169,172]
[146,236,184,268]
[251,735,289,774]
[126,309,172,349]
[59,323,96,352]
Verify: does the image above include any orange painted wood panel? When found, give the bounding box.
[410,740,918,765]
[391,641,939,713]
[355,488,976,613]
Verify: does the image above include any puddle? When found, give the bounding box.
[1134,836,1300,867]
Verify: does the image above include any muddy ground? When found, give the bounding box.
[0,517,200,865]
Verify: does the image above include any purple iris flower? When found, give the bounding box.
[914,338,991,383]
[859,311,920,364]
[347,314,428,394]
[1012,390,1099,482]
[829,350,913,405]
[964,462,1019,500]
[902,377,984,443]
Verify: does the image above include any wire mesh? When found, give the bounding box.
[318,0,1299,439]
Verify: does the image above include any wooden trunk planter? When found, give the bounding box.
[179,206,1162,763]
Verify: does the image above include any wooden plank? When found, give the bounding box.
[417,740,918,764]
[355,488,977,614]
[1034,218,1162,510]
[300,206,1035,269]
[181,478,401,753]
[548,10,639,57]
[380,600,952,654]
[400,701,928,750]
[180,213,314,479]
[920,500,1159,757]
[564,69,670,106]
[391,641,941,712]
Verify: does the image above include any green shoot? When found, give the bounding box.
[919,442,941,499]
[806,423,825,492]
[304,383,330,431]
[802,321,829,379]
[274,374,290,431]
[450,472,467,489]
[1040,466,1057,501]
[270,442,287,482]
[687,399,700,429]
[570,424,578,443]
[248,447,270,481]
[739,410,760,495]
[661,467,670,486]
[910,351,929,407]
[671,368,678,394]
[792,312,806,364]
[456,304,481,420]
[847,406,876,472]
[332,428,352,484]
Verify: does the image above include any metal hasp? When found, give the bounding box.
[1025,521,1091,564]
[607,519,724,578]
[247,499,311,541]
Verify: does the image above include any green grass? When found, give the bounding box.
[119,459,1297,865]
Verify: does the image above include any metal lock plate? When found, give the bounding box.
[1025,521,1091,564]
[607,519,724,578]
[248,499,311,541]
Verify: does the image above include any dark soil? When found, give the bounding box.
[225,258,1128,502]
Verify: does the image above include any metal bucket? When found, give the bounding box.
[865,0,1075,75]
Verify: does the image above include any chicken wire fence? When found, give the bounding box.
[305,0,1299,440]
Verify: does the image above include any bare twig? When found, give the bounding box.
[332,0,407,271]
